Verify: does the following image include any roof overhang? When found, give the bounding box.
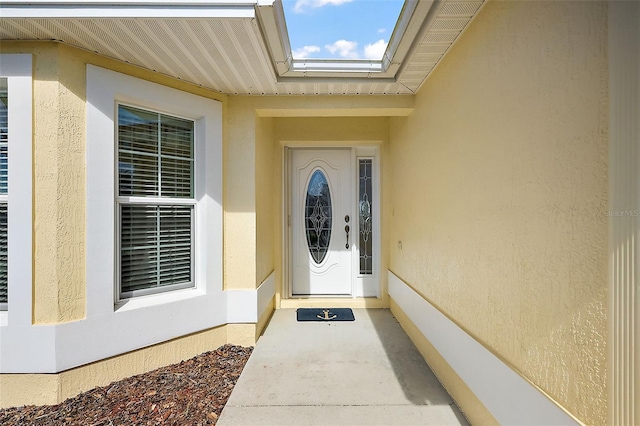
[0,0,485,95]
[0,0,257,18]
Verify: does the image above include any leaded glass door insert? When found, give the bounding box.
[305,170,332,264]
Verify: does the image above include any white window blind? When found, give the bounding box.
[0,80,8,310]
[117,105,195,298]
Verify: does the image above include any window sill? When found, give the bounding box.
[114,286,205,313]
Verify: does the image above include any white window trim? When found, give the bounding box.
[0,54,32,323]
[86,64,223,314]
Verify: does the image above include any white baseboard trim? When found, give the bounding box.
[226,272,275,323]
[257,272,276,318]
[388,271,578,426]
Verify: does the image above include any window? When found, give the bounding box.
[117,105,195,299]
[0,78,7,310]
[358,158,373,275]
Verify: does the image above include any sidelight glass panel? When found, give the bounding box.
[359,159,373,274]
[305,170,332,264]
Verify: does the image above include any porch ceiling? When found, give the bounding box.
[0,0,484,95]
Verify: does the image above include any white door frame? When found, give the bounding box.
[282,144,381,299]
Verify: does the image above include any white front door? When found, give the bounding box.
[291,149,352,295]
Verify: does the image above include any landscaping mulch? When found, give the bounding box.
[0,344,253,426]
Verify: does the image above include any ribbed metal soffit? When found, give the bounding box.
[0,1,483,95]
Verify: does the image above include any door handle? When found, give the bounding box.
[345,224,350,249]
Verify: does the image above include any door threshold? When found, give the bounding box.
[279,298,384,309]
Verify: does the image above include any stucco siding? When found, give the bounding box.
[255,116,276,287]
[4,43,87,323]
[224,98,258,290]
[389,1,608,424]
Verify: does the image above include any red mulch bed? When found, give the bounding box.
[0,344,253,426]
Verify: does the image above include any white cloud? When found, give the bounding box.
[377,28,386,34]
[325,39,359,59]
[292,45,321,59]
[293,0,353,13]
[364,39,388,60]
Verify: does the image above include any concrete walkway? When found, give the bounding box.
[218,309,468,426]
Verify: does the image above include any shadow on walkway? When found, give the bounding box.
[219,308,468,426]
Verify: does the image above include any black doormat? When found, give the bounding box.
[296,308,355,322]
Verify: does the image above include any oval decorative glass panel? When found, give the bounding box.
[305,170,332,264]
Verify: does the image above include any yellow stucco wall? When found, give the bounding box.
[274,116,389,142]
[389,1,608,424]
[0,43,87,323]
[36,45,87,324]
[224,98,258,290]
[0,325,227,408]
[255,116,276,286]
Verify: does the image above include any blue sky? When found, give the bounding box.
[282,0,405,60]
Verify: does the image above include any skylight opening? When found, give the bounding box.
[282,0,405,61]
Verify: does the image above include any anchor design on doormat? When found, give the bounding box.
[317,309,337,320]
